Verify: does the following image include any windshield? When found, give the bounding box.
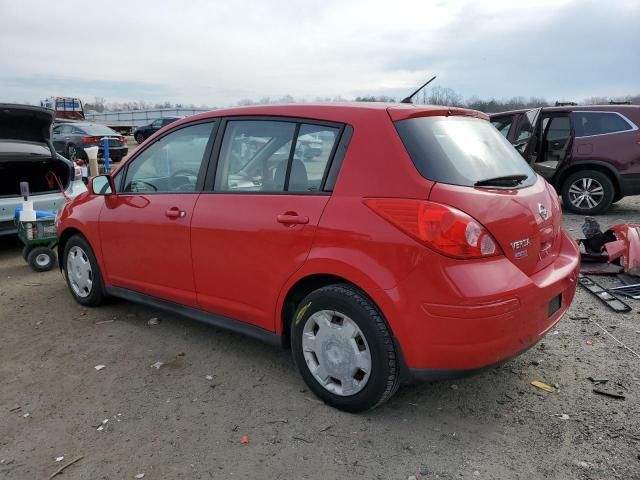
[81,124,118,136]
[395,116,535,187]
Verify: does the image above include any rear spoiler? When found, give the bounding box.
[386,105,489,122]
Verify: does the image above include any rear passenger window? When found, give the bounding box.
[572,112,635,137]
[214,120,339,193]
[289,124,339,193]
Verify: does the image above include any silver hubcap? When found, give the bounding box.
[67,246,93,298]
[35,253,50,267]
[68,146,77,161]
[568,177,604,209]
[302,310,371,396]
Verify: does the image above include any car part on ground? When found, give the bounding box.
[578,276,631,313]
[57,103,580,411]
[609,283,640,300]
[577,217,640,276]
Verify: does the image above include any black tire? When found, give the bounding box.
[27,246,56,272]
[62,234,106,307]
[561,170,615,215]
[291,284,400,412]
[134,132,145,144]
[66,143,78,161]
[22,245,35,262]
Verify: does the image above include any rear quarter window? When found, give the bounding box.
[571,111,636,137]
[395,116,535,187]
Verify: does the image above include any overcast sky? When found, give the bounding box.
[0,0,638,107]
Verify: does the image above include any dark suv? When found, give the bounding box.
[490,105,640,214]
[133,117,182,144]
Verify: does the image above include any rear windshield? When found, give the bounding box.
[81,124,118,136]
[395,116,535,187]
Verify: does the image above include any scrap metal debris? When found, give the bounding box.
[609,283,640,300]
[578,218,640,276]
[94,365,106,371]
[593,389,626,400]
[578,276,631,313]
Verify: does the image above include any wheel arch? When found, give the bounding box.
[57,227,85,271]
[278,271,395,349]
[555,161,620,197]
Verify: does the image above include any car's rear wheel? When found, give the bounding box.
[66,144,78,161]
[63,234,106,306]
[291,284,400,412]
[561,170,614,215]
[134,132,145,144]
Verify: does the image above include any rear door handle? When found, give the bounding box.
[277,213,309,225]
[165,207,186,218]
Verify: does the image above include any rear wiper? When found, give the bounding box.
[474,174,528,187]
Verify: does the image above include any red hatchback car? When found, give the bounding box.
[57,104,580,412]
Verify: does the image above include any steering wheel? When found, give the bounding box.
[169,169,198,191]
[131,180,158,192]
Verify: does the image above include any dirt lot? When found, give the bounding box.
[1,198,639,480]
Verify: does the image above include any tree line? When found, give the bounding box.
[82,88,639,114]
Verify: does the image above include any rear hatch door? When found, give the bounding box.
[394,112,561,276]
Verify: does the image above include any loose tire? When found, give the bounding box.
[27,246,56,272]
[291,284,400,412]
[561,170,615,215]
[63,234,106,306]
[134,132,145,144]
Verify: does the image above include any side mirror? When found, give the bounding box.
[91,175,115,195]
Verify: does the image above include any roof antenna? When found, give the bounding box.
[400,75,437,104]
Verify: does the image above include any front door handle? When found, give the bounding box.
[277,213,309,225]
[165,207,186,218]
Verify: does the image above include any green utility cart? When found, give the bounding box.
[16,216,58,272]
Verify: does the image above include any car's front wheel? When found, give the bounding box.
[291,284,400,412]
[134,132,145,144]
[63,234,106,307]
[561,170,615,215]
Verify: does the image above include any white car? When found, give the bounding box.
[0,104,86,236]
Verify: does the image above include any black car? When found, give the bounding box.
[52,122,128,162]
[133,117,182,144]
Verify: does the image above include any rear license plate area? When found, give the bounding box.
[547,294,562,317]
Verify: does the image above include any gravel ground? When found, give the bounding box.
[1,198,639,480]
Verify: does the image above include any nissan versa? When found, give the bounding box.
[57,104,580,412]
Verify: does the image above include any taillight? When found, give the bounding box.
[81,136,95,144]
[365,199,501,259]
[120,136,127,144]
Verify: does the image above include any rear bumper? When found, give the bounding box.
[98,146,128,161]
[619,175,640,196]
[381,230,580,376]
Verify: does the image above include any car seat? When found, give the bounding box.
[272,158,309,191]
